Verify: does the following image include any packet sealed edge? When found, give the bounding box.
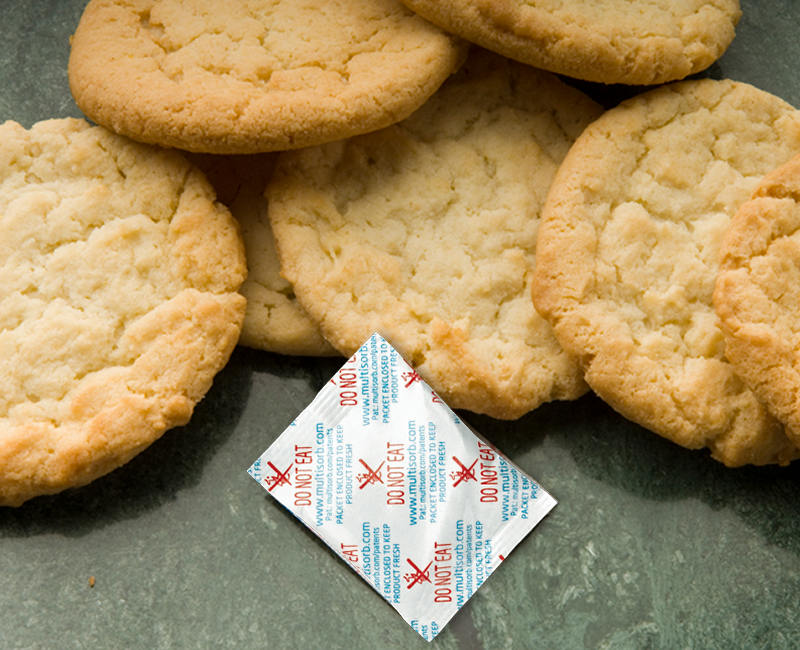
[248,332,557,641]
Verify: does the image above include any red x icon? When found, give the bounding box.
[264,461,292,492]
[403,559,433,588]
[357,459,385,489]
[450,456,478,487]
[401,368,422,388]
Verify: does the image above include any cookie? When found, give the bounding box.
[188,153,338,357]
[267,48,602,420]
[714,154,800,447]
[397,0,740,85]
[532,79,800,467]
[68,0,466,154]
[0,118,247,506]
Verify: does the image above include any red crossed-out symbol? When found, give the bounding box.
[403,558,433,589]
[264,461,292,492]
[450,456,478,487]
[401,368,422,388]
[357,459,385,489]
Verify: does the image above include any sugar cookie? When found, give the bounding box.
[268,48,602,420]
[0,118,247,506]
[714,154,800,448]
[398,0,740,85]
[68,0,465,153]
[533,79,800,466]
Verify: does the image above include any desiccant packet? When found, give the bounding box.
[247,332,556,641]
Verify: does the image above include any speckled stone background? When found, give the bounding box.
[2,2,800,649]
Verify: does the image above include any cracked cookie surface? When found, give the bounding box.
[398,0,740,85]
[68,0,465,153]
[714,154,800,447]
[533,79,800,466]
[0,118,247,506]
[268,48,602,420]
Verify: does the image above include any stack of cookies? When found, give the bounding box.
[4,0,798,505]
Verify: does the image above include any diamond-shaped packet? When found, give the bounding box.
[248,332,556,641]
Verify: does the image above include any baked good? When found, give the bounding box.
[532,79,800,466]
[0,118,247,506]
[714,154,800,447]
[68,0,466,154]
[397,0,740,85]
[267,48,603,420]
[188,153,338,356]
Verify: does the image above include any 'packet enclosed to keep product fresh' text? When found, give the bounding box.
[248,332,556,641]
